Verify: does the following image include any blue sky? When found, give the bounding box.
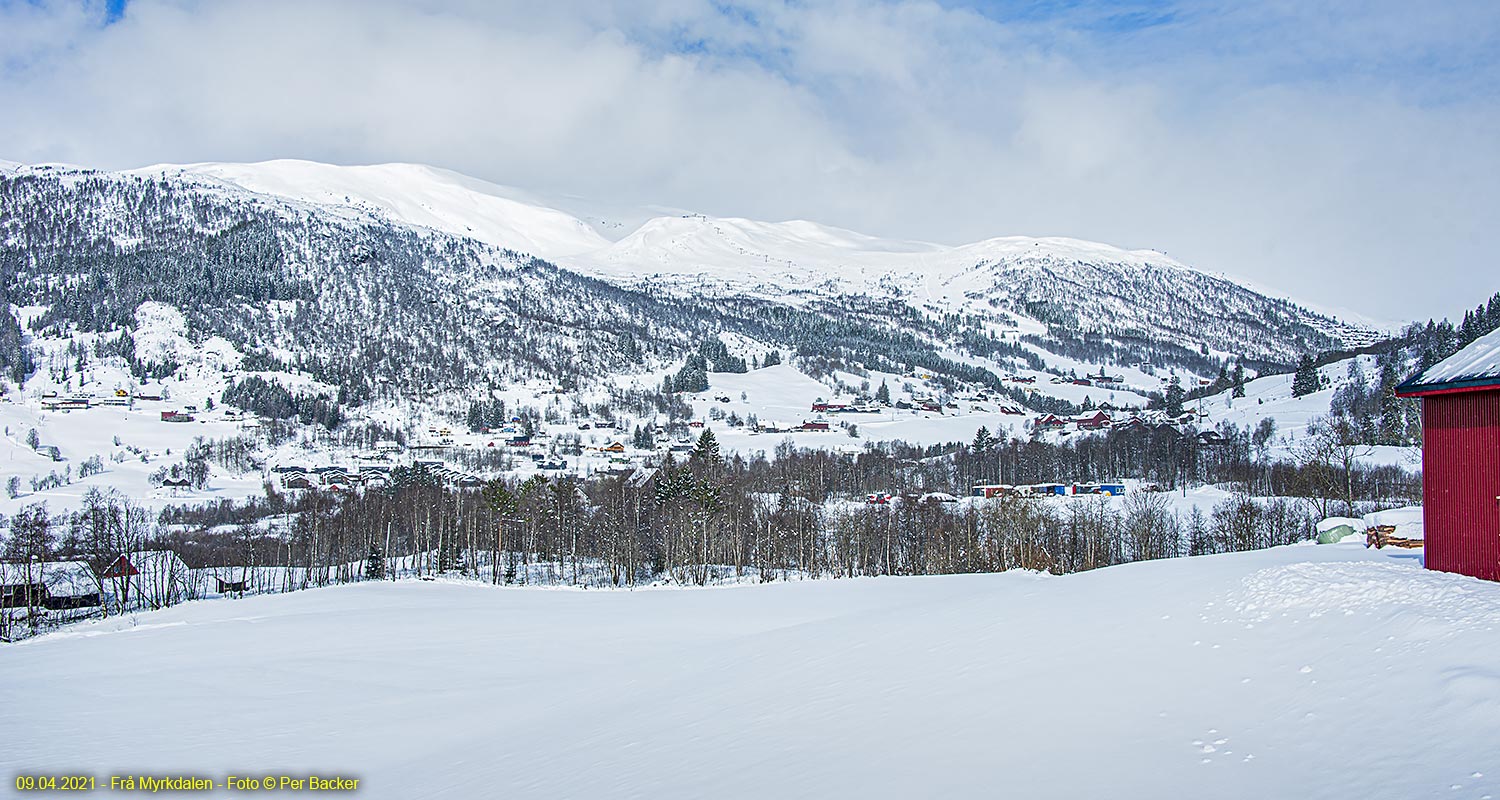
[2,0,1499,322]
[945,0,1179,32]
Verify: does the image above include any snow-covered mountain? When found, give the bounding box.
[0,158,1386,425]
[131,160,619,258]
[115,159,1381,360]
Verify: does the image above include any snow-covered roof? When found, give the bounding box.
[1401,327,1500,394]
[0,560,99,597]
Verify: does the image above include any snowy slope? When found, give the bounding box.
[102,158,1381,355]
[0,157,1407,489]
[132,160,615,259]
[129,160,1198,297]
[1191,354,1420,467]
[0,302,280,517]
[3,543,1496,799]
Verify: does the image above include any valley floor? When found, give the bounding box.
[3,543,1496,799]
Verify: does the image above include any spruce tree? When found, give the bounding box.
[364,545,385,580]
[1164,380,1185,417]
[971,426,993,455]
[1378,390,1403,445]
[692,429,722,465]
[1291,355,1319,398]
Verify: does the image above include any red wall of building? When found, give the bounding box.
[1422,390,1500,581]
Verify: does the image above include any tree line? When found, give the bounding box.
[1,417,1421,640]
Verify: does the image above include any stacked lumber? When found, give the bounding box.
[1365,524,1423,549]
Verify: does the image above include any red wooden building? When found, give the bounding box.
[1396,328,1500,581]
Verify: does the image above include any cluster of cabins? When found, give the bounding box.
[1031,408,1209,435]
[1044,372,1125,388]
[1001,369,1125,388]
[861,481,1130,505]
[411,461,483,487]
[40,388,164,411]
[971,482,1127,499]
[273,461,487,490]
[275,464,393,490]
[865,491,959,505]
[811,401,884,414]
[40,394,100,411]
[809,395,1026,419]
[39,390,243,428]
[754,420,829,433]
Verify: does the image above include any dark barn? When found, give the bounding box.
[1397,327,1500,581]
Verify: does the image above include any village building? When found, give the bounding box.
[1073,411,1112,431]
[100,550,193,609]
[0,561,101,610]
[1032,414,1069,433]
[1396,327,1500,582]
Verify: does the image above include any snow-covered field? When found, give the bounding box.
[3,542,1495,799]
[0,398,265,518]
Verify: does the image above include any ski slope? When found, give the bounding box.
[3,542,1496,799]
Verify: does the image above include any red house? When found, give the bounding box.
[1073,411,1112,430]
[1033,414,1068,432]
[1396,327,1500,582]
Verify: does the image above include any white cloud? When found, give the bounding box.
[1,0,1497,322]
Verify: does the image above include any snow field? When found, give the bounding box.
[3,542,1496,800]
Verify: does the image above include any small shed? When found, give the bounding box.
[1396,327,1500,581]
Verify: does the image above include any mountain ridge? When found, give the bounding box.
[0,158,1387,420]
[8,157,1388,343]
[134,160,1379,338]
